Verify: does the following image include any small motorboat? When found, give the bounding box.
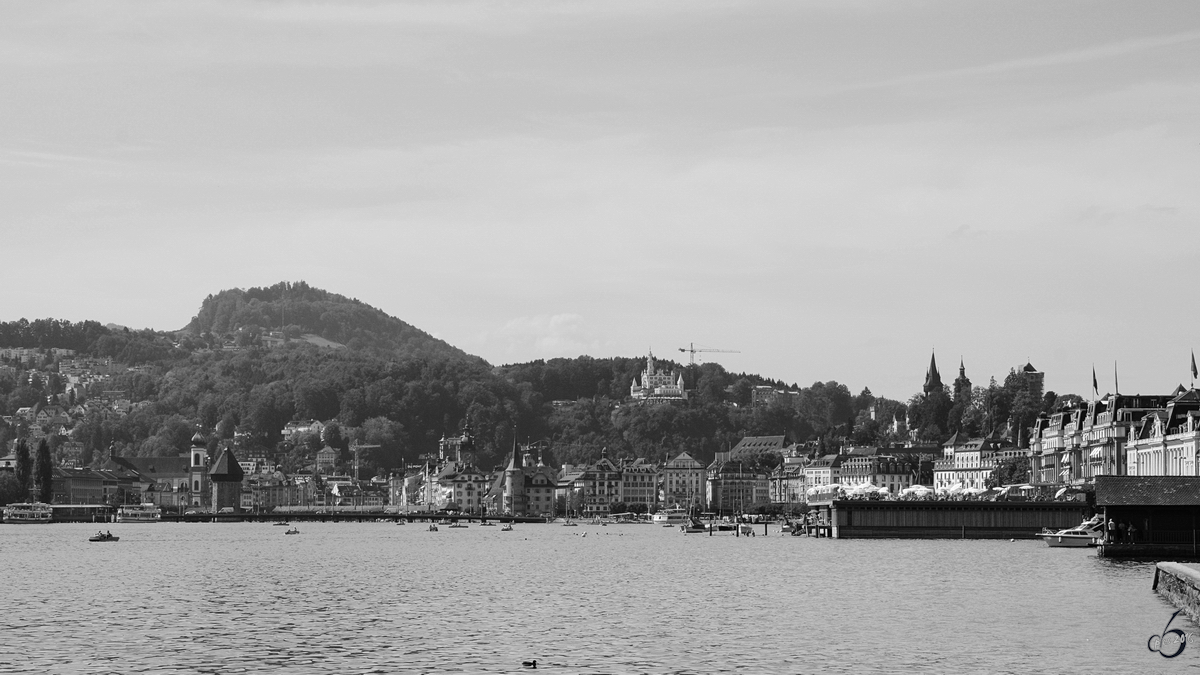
[89,532,119,542]
[284,528,300,535]
[479,522,496,527]
[501,524,514,531]
[1040,516,1104,547]
[448,523,469,528]
[272,522,289,526]
[428,524,439,532]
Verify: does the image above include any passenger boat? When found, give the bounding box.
[272,521,290,526]
[2,502,53,524]
[1040,516,1104,548]
[89,531,119,542]
[652,508,688,526]
[116,504,162,523]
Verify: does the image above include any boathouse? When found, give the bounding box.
[806,498,1086,539]
[1095,475,1200,559]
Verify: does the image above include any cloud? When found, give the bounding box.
[472,314,613,363]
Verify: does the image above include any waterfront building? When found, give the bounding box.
[932,433,1010,491]
[629,352,687,403]
[804,454,844,490]
[619,457,659,511]
[769,451,806,507]
[485,444,557,517]
[705,460,769,514]
[1028,393,1175,485]
[840,447,921,495]
[1123,388,1200,477]
[661,451,706,509]
[557,449,624,518]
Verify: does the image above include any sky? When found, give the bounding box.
[2,1,1199,401]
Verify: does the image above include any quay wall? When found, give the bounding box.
[1153,562,1200,626]
[808,500,1087,539]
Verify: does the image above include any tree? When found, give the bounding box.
[0,472,25,505]
[13,439,31,500]
[34,439,53,502]
[987,456,1030,489]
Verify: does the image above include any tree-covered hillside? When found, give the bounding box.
[0,283,1067,481]
[184,281,479,363]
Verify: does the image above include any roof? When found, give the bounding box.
[208,447,245,482]
[730,436,785,455]
[109,456,190,477]
[1095,476,1200,506]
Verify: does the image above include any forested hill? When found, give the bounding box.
[184,281,479,364]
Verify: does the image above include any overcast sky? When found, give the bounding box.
[2,1,1198,400]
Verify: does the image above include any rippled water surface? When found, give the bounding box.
[1,521,1194,673]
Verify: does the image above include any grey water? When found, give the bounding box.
[0,521,1191,674]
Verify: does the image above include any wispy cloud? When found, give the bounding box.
[851,29,1200,90]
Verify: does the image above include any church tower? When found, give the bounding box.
[504,438,527,517]
[923,351,943,395]
[188,432,209,507]
[952,358,972,404]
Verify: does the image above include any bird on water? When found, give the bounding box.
[522,659,537,668]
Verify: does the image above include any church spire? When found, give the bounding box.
[924,350,942,395]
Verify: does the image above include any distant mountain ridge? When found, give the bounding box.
[184,281,482,364]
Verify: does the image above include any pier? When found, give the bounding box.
[1152,563,1200,626]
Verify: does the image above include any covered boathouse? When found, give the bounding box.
[805,497,1086,539]
[1095,475,1200,559]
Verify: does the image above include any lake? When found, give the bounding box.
[0,521,1190,673]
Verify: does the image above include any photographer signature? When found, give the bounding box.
[1148,609,1188,658]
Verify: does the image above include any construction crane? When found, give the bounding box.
[678,343,739,366]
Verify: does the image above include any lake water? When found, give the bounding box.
[0,521,1193,674]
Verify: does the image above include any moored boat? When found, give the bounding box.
[3,502,53,524]
[652,508,688,526]
[116,504,161,523]
[1040,516,1104,548]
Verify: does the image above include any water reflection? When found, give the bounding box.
[0,522,1185,673]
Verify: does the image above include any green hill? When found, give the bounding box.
[184,281,481,364]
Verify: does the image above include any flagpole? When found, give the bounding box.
[1114,361,1119,396]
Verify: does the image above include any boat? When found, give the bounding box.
[652,508,689,527]
[284,528,300,535]
[2,502,53,524]
[479,522,496,527]
[273,521,290,526]
[116,504,162,523]
[448,522,469,528]
[1040,516,1104,548]
[680,517,706,534]
[428,524,439,531]
[501,523,514,531]
[89,531,119,542]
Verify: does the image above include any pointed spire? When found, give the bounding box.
[923,350,942,394]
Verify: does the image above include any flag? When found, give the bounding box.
[1192,351,1198,380]
[1092,366,1098,396]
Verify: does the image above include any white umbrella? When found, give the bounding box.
[876,486,890,495]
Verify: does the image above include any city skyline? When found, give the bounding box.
[2,2,1198,400]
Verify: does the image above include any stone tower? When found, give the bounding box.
[504,439,527,517]
[208,446,244,513]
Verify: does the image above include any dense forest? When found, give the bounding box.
[0,282,1067,477]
